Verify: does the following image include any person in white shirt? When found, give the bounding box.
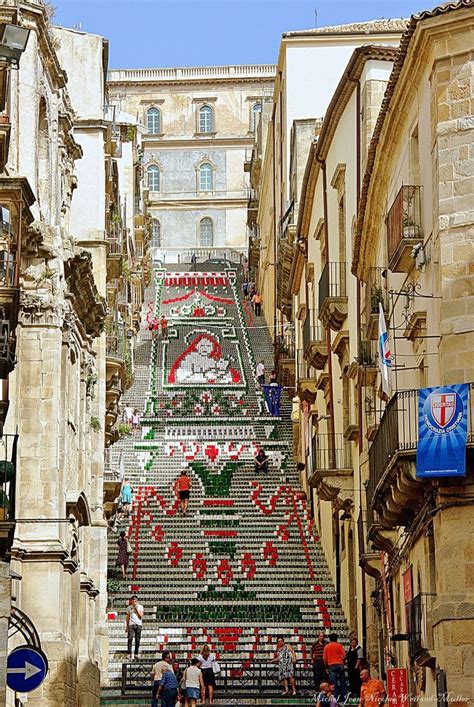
[256,360,265,386]
[125,595,144,660]
[197,644,218,704]
[184,658,204,707]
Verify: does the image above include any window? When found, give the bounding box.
[147,107,161,134]
[200,217,213,247]
[152,220,161,247]
[199,105,213,133]
[252,102,262,132]
[199,162,213,191]
[147,165,160,192]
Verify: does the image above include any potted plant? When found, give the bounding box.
[403,189,421,237]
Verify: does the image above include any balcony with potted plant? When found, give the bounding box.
[387,185,423,272]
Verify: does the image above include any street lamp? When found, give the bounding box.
[0,24,30,69]
[291,396,300,423]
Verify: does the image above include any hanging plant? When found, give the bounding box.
[90,415,102,432]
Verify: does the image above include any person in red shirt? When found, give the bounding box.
[323,633,348,702]
[160,316,168,341]
[174,469,192,515]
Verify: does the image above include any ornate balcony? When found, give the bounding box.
[106,226,124,280]
[0,433,18,558]
[308,432,353,512]
[296,359,317,404]
[387,185,422,272]
[368,386,474,528]
[0,115,11,172]
[105,320,132,447]
[357,339,378,387]
[303,312,327,370]
[318,262,347,331]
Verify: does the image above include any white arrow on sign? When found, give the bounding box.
[7,662,42,680]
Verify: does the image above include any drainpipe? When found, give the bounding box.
[317,157,337,465]
[349,73,367,653]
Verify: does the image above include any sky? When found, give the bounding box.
[52,0,431,69]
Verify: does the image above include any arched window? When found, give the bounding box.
[200,218,213,247]
[147,165,160,192]
[199,105,213,133]
[252,102,262,132]
[147,107,161,134]
[152,220,161,247]
[199,162,213,191]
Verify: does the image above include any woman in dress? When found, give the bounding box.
[273,636,296,696]
[197,643,217,704]
[120,478,133,518]
[116,530,129,578]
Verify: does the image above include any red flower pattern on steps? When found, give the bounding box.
[166,542,183,567]
[191,553,207,580]
[241,552,256,580]
[216,559,233,586]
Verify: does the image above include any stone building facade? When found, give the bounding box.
[107,64,275,263]
[259,2,474,705]
[0,3,146,705]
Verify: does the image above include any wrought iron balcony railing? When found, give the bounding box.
[0,433,18,524]
[318,262,347,331]
[368,385,474,511]
[312,432,352,473]
[387,185,422,272]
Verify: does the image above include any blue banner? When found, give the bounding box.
[417,384,469,478]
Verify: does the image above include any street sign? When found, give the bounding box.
[7,645,48,693]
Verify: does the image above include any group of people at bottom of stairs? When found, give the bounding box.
[312,632,386,706]
[151,646,219,707]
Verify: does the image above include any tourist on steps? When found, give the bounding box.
[156,654,179,707]
[323,633,348,703]
[125,594,144,660]
[346,636,365,697]
[252,290,263,316]
[172,661,185,706]
[116,530,131,579]
[254,447,269,475]
[151,650,173,707]
[175,468,192,515]
[256,359,265,386]
[316,681,337,707]
[311,631,328,690]
[273,635,297,696]
[197,643,218,704]
[160,315,169,341]
[120,478,133,518]
[183,657,204,707]
[131,408,140,432]
[359,669,386,707]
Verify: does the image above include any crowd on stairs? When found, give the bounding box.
[104,264,380,706]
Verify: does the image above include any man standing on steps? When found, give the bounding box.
[175,468,192,515]
[151,650,175,707]
[125,594,144,660]
[323,633,348,703]
[311,631,328,691]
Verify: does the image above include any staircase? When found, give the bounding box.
[102,267,348,704]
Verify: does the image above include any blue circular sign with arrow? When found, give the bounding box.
[7,645,48,693]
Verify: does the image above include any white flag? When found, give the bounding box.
[378,303,392,397]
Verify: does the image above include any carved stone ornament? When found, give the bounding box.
[19,292,65,328]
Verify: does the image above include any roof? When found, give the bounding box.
[283,18,408,38]
[352,0,474,277]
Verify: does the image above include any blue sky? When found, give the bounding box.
[53,0,430,69]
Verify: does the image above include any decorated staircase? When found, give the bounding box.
[103,268,348,703]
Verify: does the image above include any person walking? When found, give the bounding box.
[359,669,386,707]
[172,661,185,706]
[347,636,365,697]
[197,643,218,704]
[160,315,169,341]
[183,657,204,707]
[254,447,269,475]
[273,636,296,696]
[125,595,144,660]
[174,468,192,515]
[191,252,197,269]
[311,631,328,691]
[120,478,133,518]
[116,530,131,579]
[151,651,174,707]
[252,290,263,316]
[256,359,265,386]
[131,408,140,432]
[124,404,133,427]
[269,370,278,385]
[323,633,347,703]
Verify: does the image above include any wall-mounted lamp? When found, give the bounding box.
[0,24,30,68]
[291,396,300,423]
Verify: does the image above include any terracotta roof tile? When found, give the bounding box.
[284,18,408,37]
